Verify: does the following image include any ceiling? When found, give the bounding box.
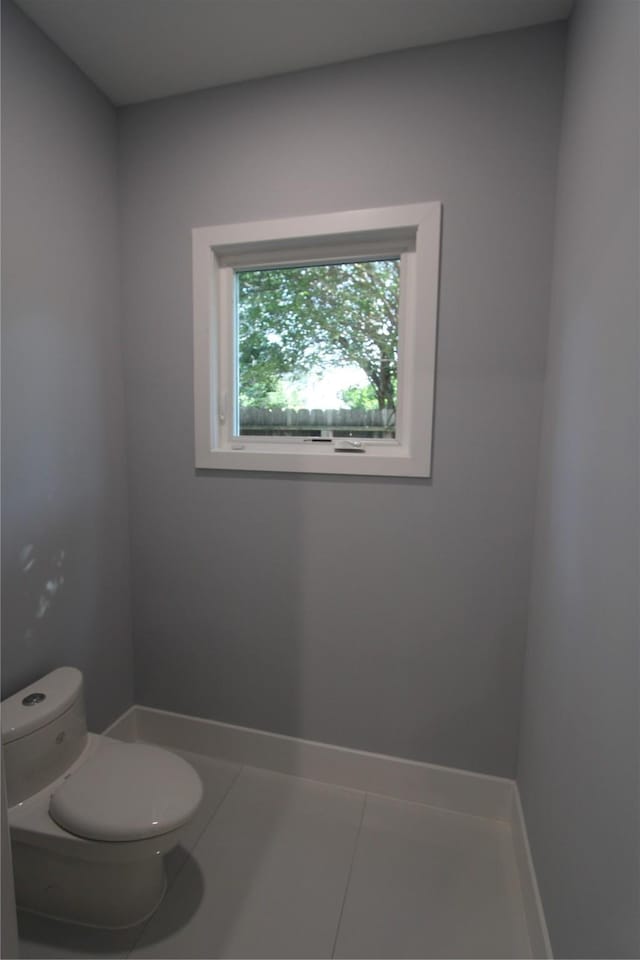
[15,0,573,106]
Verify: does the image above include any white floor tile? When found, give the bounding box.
[17,910,140,959]
[159,747,241,883]
[130,767,365,959]
[333,794,531,959]
[15,748,532,960]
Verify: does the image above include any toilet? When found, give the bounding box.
[2,667,203,929]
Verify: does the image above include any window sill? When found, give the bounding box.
[196,443,429,478]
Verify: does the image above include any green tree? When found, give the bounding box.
[339,384,378,410]
[237,327,288,407]
[237,259,399,412]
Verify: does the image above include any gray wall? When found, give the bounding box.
[1,1,134,732]
[119,24,565,777]
[517,2,639,957]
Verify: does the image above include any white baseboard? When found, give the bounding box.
[101,704,138,742]
[106,704,513,820]
[104,703,550,957]
[510,785,553,958]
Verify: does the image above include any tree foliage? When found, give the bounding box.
[237,259,399,411]
[338,384,378,410]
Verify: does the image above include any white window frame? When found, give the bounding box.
[193,201,441,477]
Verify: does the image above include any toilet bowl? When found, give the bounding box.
[2,667,202,929]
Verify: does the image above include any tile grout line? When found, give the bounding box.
[330,792,368,960]
[126,762,245,957]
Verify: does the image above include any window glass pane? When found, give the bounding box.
[236,259,399,439]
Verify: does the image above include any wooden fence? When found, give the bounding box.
[239,407,395,438]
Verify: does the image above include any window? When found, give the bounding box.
[237,258,400,440]
[193,202,441,477]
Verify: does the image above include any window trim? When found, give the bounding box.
[193,202,441,477]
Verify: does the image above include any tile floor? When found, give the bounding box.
[18,746,532,959]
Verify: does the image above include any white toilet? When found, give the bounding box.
[2,667,203,929]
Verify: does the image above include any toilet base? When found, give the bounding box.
[13,841,167,929]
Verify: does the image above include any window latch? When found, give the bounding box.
[335,440,366,453]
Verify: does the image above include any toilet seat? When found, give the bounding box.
[49,738,202,842]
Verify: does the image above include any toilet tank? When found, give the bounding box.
[2,667,88,807]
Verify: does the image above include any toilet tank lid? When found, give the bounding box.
[1,667,83,744]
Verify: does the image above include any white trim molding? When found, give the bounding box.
[101,704,138,743]
[192,202,442,477]
[106,704,513,821]
[510,786,553,958]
